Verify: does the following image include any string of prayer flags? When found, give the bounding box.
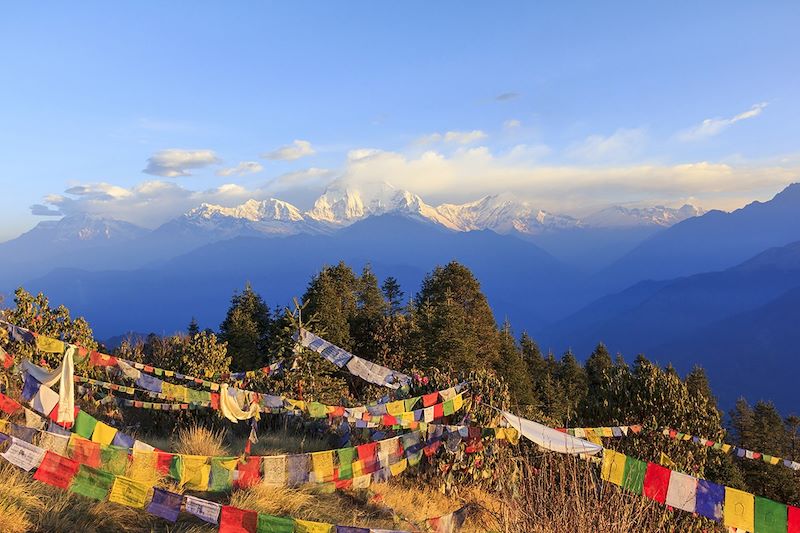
[502,411,603,455]
[663,427,800,472]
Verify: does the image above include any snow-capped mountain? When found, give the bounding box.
[306,181,456,228]
[436,195,582,234]
[583,204,705,228]
[11,213,147,245]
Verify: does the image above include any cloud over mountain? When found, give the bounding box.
[143,149,220,177]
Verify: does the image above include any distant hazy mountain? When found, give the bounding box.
[597,183,800,292]
[544,240,800,411]
[582,204,704,228]
[22,214,578,341]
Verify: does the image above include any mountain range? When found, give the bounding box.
[3,182,800,411]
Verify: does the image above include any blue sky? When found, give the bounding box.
[1,1,798,240]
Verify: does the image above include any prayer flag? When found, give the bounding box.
[180,454,211,491]
[38,431,69,456]
[186,495,222,523]
[286,454,310,487]
[754,496,787,533]
[33,451,79,489]
[307,402,328,419]
[659,452,677,469]
[69,464,114,500]
[100,444,130,475]
[108,476,149,508]
[237,456,262,488]
[21,374,41,402]
[73,410,98,439]
[262,455,287,487]
[257,513,294,533]
[295,519,333,533]
[788,505,800,533]
[311,451,335,483]
[404,397,419,412]
[386,400,404,416]
[643,462,670,503]
[724,487,755,532]
[147,487,183,522]
[32,384,59,417]
[2,437,45,471]
[452,394,463,413]
[36,335,64,353]
[665,471,697,513]
[68,435,102,468]
[621,456,647,495]
[600,449,626,486]
[357,442,378,474]
[696,479,725,522]
[210,457,238,491]
[389,458,407,476]
[0,392,22,414]
[335,528,369,533]
[337,447,356,480]
[422,392,439,408]
[442,399,455,417]
[91,421,118,445]
[220,506,258,533]
[155,451,174,475]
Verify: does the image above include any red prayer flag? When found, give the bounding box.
[156,452,174,475]
[330,406,345,417]
[236,456,261,488]
[210,393,220,411]
[2,352,13,369]
[34,451,80,489]
[89,351,118,367]
[69,437,102,468]
[357,442,378,473]
[219,505,258,533]
[335,478,353,490]
[382,414,398,426]
[0,392,22,414]
[643,462,671,503]
[789,506,800,533]
[424,441,442,457]
[422,392,439,407]
[433,402,444,419]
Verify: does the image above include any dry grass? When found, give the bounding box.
[172,425,230,457]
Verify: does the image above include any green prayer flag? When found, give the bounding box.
[257,513,294,533]
[100,444,129,475]
[154,368,163,376]
[307,402,328,419]
[69,465,115,500]
[337,447,355,480]
[187,389,210,404]
[209,457,237,492]
[404,397,420,412]
[621,456,646,494]
[443,399,455,416]
[169,456,182,481]
[73,411,98,439]
[754,496,787,533]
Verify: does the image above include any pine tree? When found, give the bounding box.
[555,350,588,424]
[219,283,272,371]
[351,265,388,358]
[382,277,404,316]
[188,317,200,336]
[579,343,613,422]
[302,262,358,349]
[496,321,535,405]
[412,262,500,371]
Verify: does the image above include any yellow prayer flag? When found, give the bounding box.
[0,419,9,432]
[352,460,363,477]
[724,487,754,531]
[505,428,519,445]
[770,456,781,465]
[295,519,334,533]
[452,393,464,412]
[601,427,613,438]
[659,452,677,469]
[386,400,405,416]
[91,421,118,446]
[36,335,64,354]
[108,476,149,508]
[180,455,211,491]
[584,429,602,445]
[401,412,415,425]
[127,450,157,482]
[601,450,626,486]
[287,399,306,411]
[721,444,732,453]
[389,458,408,476]
[311,451,334,483]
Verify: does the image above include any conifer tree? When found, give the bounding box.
[188,317,200,336]
[412,262,500,371]
[219,283,271,371]
[495,321,535,405]
[302,262,358,349]
[382,276,404,316]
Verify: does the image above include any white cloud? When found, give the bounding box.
[143,149,220,177]
[568,128,647,161]
[415,130,488,145]
[677,102,768,142]
[261,140,315,161]
[216,161,264,177]
[503,119,522,130]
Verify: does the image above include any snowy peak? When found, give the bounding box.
[28,214,147,244]
[436,195,581,234]
[583,204,705,228]
[187,198,305,223]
